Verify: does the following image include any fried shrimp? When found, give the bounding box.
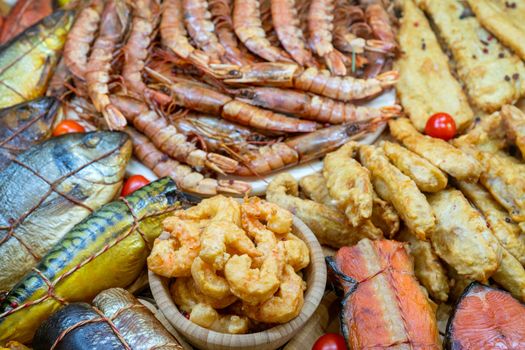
[147,218,205,277]
[241,196,293,235]
[243,264,305,323]
[299,172,337,208]
[199,220,260,270]
[283,233,310,271]
[190,303,250,334]
[176,195,241,225]
[323,141,373,227]
[171,277,237,311]
[224,243,285,305]
[191,256,233,299]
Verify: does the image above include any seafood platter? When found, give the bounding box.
[3,0,525,349]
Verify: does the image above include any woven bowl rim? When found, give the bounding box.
[149,211,327,349]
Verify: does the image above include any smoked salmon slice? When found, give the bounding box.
[446,282,525,350]
[327,239,440,350]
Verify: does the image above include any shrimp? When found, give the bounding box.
[233,119,385,176]
[147,218,205,278]
[146,68,319,133]
[177,195,242,225]
[112,95,238,174]
[282,233,310,271]
[126,127,251,195]
[270,0,319,67]
[308,0,348,76]
[241,196,293,235]
[323,141,374,227]
[183,0,225,63]
[189,303,250,334]
[171,277,237,312]
[232,0,293,62]
[209,0,255,65]
[85,0,129,130]
[299,172,338,208]
[220,63,399,101]
[364,2,397,49]
[224,242,285,305]
[199,221,260,270]
[235,86,402,124]
[243,264,305,323]
[63,0,103,80]
[191,256,234,299]
[122,0,171,105]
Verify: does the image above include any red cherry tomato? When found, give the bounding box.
[312,333,347,350]
[121,175,150,197]
[52,120,85,136]
[424,112,457,140]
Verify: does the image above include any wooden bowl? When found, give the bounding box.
[149,214,327,350]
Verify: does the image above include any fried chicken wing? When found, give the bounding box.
[467,0,525,61]
[389,118,482,182]
[427,189,500,282]
[416,0,525,112]
[359,144,435,240]
[501,104,525,157]
[398,227,450,302]
[395,0,473,131]
[267,173,383,248]
[382,141,448,192]
[457,181,525,265]
[323,142,373,227]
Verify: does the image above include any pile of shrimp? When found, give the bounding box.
[146,195,310,332]
[54,0,401,196]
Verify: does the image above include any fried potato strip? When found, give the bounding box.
[416,0,525,112]
[395,0,473,131]
[382,141,448,193]
[359,145,435,240]
[389,118,481,182]
[323,142,373,226]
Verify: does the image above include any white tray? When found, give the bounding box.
[127,90,395,195]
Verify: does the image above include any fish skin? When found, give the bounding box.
[0,178,197,345]
[0,10,73,109]
[0,131,132,292]
[0,97,60,169]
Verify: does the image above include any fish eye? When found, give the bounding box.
[83,134,101,148]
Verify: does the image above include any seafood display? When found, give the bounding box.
[34,288,183,350]
[147,195,310,333]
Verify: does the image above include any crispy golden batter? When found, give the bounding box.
[416,0,525,112]
[395,0,473,131]
[299,173,336,208]
[398,227,450,302]
[359,145,435,240]
[427,189,500,282]
[501,104,525,157]
[266,173,383,248]
[467,0,525,60]
[323,142,373,227]
[491,247,525,302]
[382,141,448,192]
[453,112,507,153]
[389,118,482,181]
[457,181,525,265]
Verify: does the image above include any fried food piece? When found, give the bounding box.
[395,0,473,131]
[398,227,450,302]
[323,142,373,227]
[282,233,310,272]
[359,145,435,240]
[389,118,482,182]
[190,303,250,334]
[299,172,336,208]
[457,181,525,265]
[382,141,448,192]
[170,277,237,312]
[267,173,383,248]
[175,195,241,225]
[427,189,500,281]
[416,0,525,112]
[501,104,525,157]
[466,0,525,60]
[454,112,507,153]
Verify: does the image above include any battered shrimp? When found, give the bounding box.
[63,0,103,79]
[147,218,205,277]
[299,172,337,208]
[171,277,237,311]
[271,0,318,67]
[323,142,374,227]
[308,0,348,76]
[243,265,305,323]
[176,195,241,225]
[199,220,260,270]
[232,0,293,62]
[191,257,233,299]
[190,303,250,334]
[241,196,293,235]
[225,243,285,304]
[282,233,310,271]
